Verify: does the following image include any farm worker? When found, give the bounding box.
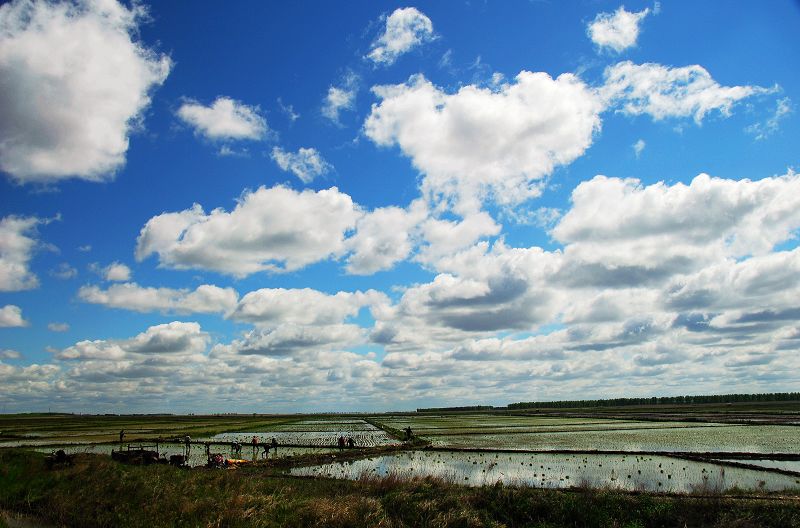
[184,435,191,457]
[337,435,345,451]
[262,441,270,458]
[119,430,125,443]
[271,437,278,454]
[347,437,355,448]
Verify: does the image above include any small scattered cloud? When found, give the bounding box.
[746,97,793,140]
[277,98,300,122]
[501,206,563,228]
[217,145,249,157]
[633,138,646,157]
[0,349,21,359]
[0,304,28,327]
[77,245,92,253]
[438,49,453,70]
[177,97,268,141]
[367,7,435,66]
[102,262,131,282]
[271,147,332,183]
[322,72,359,123]
[48,322,69,332]
[587,6,650,53]
[50,262,77,280]
[0,215,44,291]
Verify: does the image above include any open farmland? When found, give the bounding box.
[291,450,800,493]
[213,419,400,448]
[372,411,800,456]
[0,413,295,447]
[2,405,800,527]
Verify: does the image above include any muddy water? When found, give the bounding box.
[290,450,800,493]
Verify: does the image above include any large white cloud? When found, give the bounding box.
[136,185,362,276]
[417,212,501,266]
[271,146,332,183]
[345,200,428,274]
[229,287,385,328]
[177,97,267,141]
[0,215,42,291]
[367,7,435,66]
[553,172,800,285]
[372,242,561,350]
[364,72,602,212]
[664,248,800,315]
[78,282,238,314]
[587,6,650,53]
[0,0,171,182]
[0,304,28,327]
[602,61,767,123]
[222,324,364,357]
[57,321,208,361]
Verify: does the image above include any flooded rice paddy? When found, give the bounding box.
[7,413,800,493]
[713,458,800,473]
[291,450,800,493]
[424,425,800,454]
[213,419,398,447]
[34,443,337,467]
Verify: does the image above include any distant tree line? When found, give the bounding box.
[507,392,800,409]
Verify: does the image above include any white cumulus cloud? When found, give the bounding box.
[602,61,767,123]
[345,200,428,275]
[48,322,69,332]
[0,216,42,291]
[0,0,171,183]
[365,72,602,212]
[102,262,131,282]
[177,96,268,141]
[0,349,21,359]
[57,321,208,361]
[271,147,332,183]
[367,7,434,65]
[78,282,239,314]
[322,72,359,123]
[229,287,385,328]
[587,6,650,53]
[552,171,800,288]
[136,185,362,276]
[0,304,28,327]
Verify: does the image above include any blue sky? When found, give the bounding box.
[1,0,799,413]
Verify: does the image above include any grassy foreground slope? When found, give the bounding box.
[2,450,799,528]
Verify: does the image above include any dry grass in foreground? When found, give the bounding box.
[1,449,799,527]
